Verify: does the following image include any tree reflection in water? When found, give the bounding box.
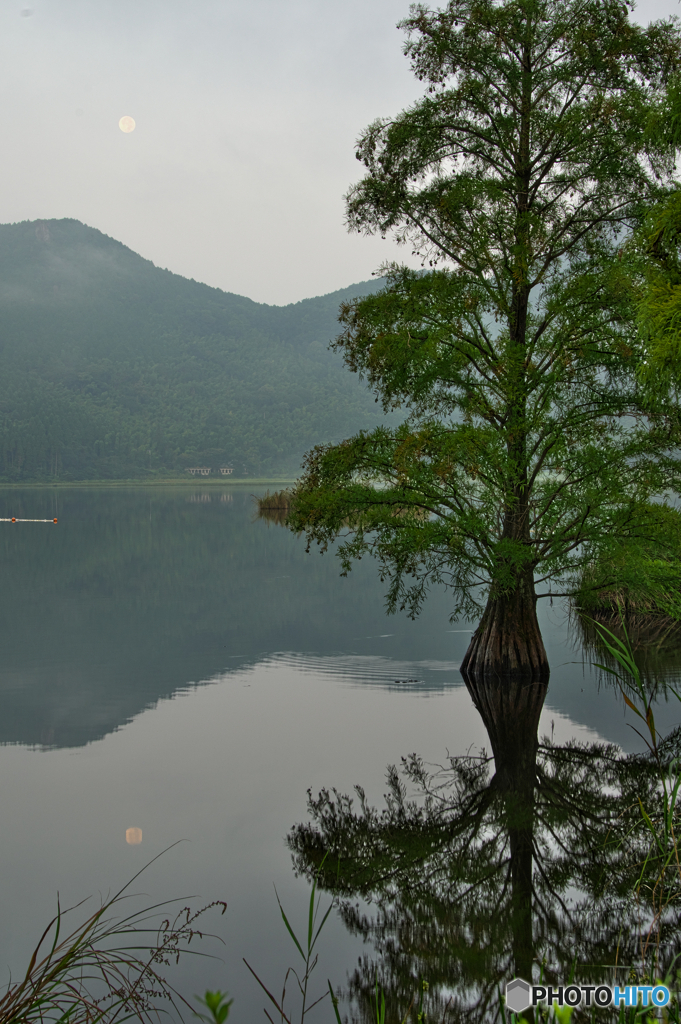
[288,675,681,1022]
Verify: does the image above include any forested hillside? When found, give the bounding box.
[0,219,386,479]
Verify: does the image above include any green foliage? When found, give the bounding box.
[576,505,681,622]
[0,219,390,481]
[289,0,681,633]
[194,990,234,1024]
[637,189,681,388]
[636,78,681,391]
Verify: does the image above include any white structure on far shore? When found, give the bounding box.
[186,466,234,476]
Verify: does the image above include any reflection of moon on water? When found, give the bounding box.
[125,827,142,844]
[118,116,136,133]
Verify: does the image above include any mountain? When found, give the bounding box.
[0,218,387,479]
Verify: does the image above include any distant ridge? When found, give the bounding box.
[0,218,387,480]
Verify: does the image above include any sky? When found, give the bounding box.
[0,0,679,306]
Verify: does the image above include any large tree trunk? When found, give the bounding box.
[460,571,549,683]
[458,41,551,689]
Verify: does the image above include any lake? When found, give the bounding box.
[1,485,680,1021]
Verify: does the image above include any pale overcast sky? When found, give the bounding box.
[0,0,678,305]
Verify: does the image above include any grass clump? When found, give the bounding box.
[256,489,293,512]
[255,490,294,526]
[0,856,226,1024]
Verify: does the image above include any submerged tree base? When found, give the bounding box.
[461,593,550,685]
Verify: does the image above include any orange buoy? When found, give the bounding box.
[11,518,15,522]
[53,518,57,523]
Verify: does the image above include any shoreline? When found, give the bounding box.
[0,477,298,489]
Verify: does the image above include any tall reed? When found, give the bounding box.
[254,490,293,527]
[592,619,681,1008]
[244,860,336,1024]
[245,859,439,1024]
[0,854,226,1024]
[256,490,293,512]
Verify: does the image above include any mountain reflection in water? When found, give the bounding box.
[0,487,465,748]
[288,674,681,1023]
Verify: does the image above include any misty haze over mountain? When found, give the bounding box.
[0,218,390,479]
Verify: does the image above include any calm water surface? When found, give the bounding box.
[1,486,679,1020]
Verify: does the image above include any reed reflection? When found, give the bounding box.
[288,674,681,1023]
[575,610,681,690]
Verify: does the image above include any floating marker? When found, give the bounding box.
[1,517,58,523]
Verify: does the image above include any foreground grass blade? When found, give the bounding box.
[0,850,226,1024]
[328,981,342,1024]
[274,889,306,962]
[243,959,293,1024]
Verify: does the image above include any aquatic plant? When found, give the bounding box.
[0,855,226,1024]
[244,856,338,1024]
[255,490,294,526]
[591,621,681,983]
[194,989,233,1024]
[573,608,681,695]
[256,489,293,512]
[244,863,434,1024]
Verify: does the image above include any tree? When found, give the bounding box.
[288,0,681,682]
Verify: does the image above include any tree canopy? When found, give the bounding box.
[634,79,681,387]
[289,0,681,681]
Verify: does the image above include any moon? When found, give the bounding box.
[125,826,142,844]
[119,116,136,133]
